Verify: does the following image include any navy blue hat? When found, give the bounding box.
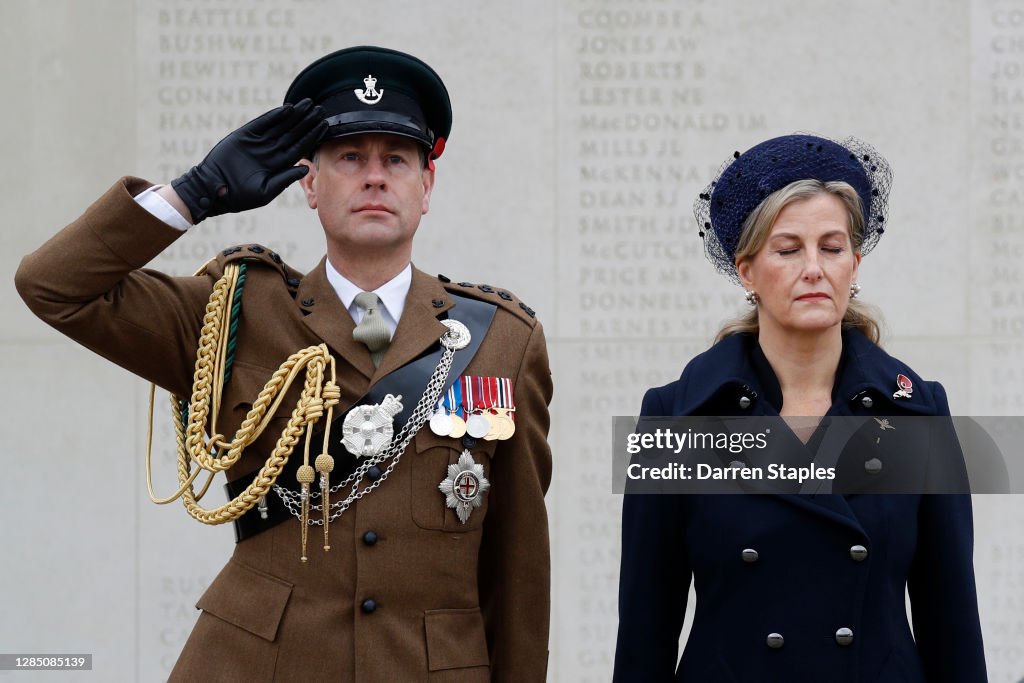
[694,134,892,281]
[285,46,452,161]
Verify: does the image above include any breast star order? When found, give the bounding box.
[438,449,490,524]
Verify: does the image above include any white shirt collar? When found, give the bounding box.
[325,260,412,328]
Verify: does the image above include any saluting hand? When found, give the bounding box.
[170,98,327,223]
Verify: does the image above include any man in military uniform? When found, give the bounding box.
[16,46,552,682]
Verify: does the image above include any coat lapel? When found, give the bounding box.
[296,263,457,390]
[296,258,376,380]
[677,332,869,537]
[372,267,451,386]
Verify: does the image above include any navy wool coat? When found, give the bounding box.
[613,330,987,683]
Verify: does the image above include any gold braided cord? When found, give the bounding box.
[146,385,209,505]
[145,261,339,525]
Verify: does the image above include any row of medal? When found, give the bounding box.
[429,376,516,441]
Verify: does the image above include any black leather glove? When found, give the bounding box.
[171,98,327,223]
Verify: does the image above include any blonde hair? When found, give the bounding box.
[715,179,881,344]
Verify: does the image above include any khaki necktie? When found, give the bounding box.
[352,291,390,368]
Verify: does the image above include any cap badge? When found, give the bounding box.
[355,74,384,106]
[892,374,913,400]
[438,450,490,524]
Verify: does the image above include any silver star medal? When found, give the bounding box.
[341,394,404,458]
[438,450,490,524]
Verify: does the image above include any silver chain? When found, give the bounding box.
[273,337,458,525]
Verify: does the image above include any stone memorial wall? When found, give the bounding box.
[972,2,1024,675]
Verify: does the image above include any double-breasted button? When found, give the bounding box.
[301,297,315,307]
[864,458,883,475]
[248,245,264,253]
[269,251,282,264]
[738,396,752,409]
[849,545,868,561]
[835,627,854,646]
[765,633,784,649]
[432,298,445,308]
[286,277,301,288]
[861,395,874,409]
[741,548,759,563]
[437,274,451,283]
[362,531,378,546]
[361,599,377,614]
[367,466,382,481]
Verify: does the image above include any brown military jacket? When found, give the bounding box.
[16,178,553,682]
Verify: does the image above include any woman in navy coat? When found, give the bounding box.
[612,134,987,682]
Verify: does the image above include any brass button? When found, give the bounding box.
[738,396,752,409]
[861,396,874,408]
[850,545,868,561]
[835,627,854,646]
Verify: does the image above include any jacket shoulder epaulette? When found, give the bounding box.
[208,244,304,292]
[437,274,539,325]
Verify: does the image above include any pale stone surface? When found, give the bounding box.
[3,0,1023,681]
